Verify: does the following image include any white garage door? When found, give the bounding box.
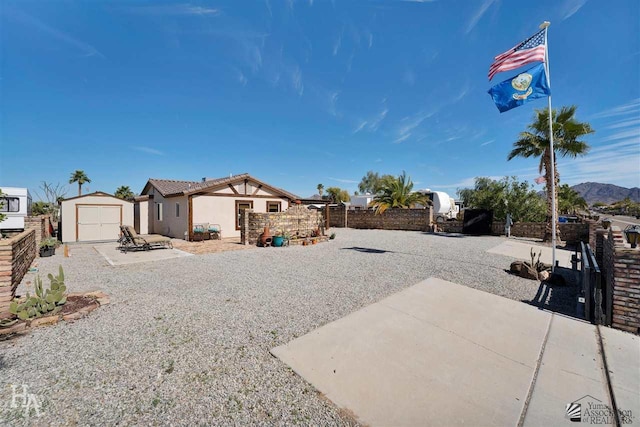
[77,205,121,241]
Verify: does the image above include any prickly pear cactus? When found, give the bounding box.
[8,265,68,321]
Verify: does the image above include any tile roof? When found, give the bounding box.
[145,173,299,200]
[146,178,201,197]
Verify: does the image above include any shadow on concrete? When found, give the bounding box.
[422,232,467,238]
[521,267,582,319]
[341,247,394,254]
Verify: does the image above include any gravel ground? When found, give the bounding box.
[0,229,574,426]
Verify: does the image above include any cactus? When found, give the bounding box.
[7,265,68,321]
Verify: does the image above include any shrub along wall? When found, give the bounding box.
[241,205,324,245]
[598,227,640,334]
[0,229,36,319]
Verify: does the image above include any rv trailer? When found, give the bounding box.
[0,187,32,231]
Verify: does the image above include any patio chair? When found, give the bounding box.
[193,224,207,242]
[119,225,173,253]
[208,224,222,240]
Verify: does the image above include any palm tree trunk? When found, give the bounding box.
[78,183,82,197]
[543,150,562,242]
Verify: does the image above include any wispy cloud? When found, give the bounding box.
[560,0,588,20]
[393,133,412,144]
[353,104,390,134]
[394,110,436,143]
[333,27,343,56]
[126,4,220,16]
[328,91,340,117]
[8,8,105,58]
[465,0,497,34]
[132,146,164,156]
[292,65,304,96]
[329,177,359,184]
[480,139,494,146]
[590,98,640,120]
[353,120,368,134]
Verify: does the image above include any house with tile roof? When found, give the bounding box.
[135,173,299,240]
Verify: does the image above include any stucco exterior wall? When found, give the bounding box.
[134,200,151,235]
[149,193,188,239]
[193,196,289,238]
[61,194,133,242]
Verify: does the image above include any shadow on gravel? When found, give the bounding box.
[341,247,394,254]
[521,267,581,319]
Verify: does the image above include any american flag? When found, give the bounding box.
[488,29,546,81]
[534,176,547,185]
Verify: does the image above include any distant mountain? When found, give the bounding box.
[571,182,640,205]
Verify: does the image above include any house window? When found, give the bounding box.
[235,200,253,230]
[267,201,281,213]
[175,203,180,218]
[0,197,19,212]
[156,202,163,221]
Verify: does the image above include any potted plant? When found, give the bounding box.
[39,238,57,257]
[272,230,289,247]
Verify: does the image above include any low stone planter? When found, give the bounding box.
[0,291,109,339]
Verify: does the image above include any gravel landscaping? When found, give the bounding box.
[0,229,575,426]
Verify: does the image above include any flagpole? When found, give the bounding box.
[540,21,556,272]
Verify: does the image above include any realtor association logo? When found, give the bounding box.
[566,395,635,425]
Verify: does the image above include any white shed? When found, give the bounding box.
[60,192,133,243]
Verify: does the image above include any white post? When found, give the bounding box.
[541,21,556,271]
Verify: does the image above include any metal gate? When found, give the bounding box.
[579,242,612,325]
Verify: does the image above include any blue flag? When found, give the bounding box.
[487,63,551,113]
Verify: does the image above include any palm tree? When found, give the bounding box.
[507,106,593,241]
[558,184,588,215]
[114,185,134,200]
[69,170,91,197]
[370,171,429,214]
[317,183,324,197]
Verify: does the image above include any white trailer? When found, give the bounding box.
[419,189,460,222]
[0,187,32,231]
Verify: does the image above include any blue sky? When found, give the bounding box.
[1,0,639,201]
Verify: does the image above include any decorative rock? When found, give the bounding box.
[31,315,60,328]
[0,321,27,336]
[538,270,550,282]
[62,312,85,322]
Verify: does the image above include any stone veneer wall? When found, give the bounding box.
[241,205,324,245]
[345,208,432,231]
[0,230,36,319]
[439,220,589,244]
[327,205,433,231]
[24,215,51,250]
[599,226,640,334]
[327,206,347,228]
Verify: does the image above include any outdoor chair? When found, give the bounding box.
[208,224,222,240]
[193,224,207,241]
[119,225,173,253]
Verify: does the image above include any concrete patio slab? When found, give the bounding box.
[487,239,573,267]
[272,278,550,426]
[600,326,640,422]
[92,243,193,266]
[522,314,610,426]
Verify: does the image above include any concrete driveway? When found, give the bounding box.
[272,278,639,426]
